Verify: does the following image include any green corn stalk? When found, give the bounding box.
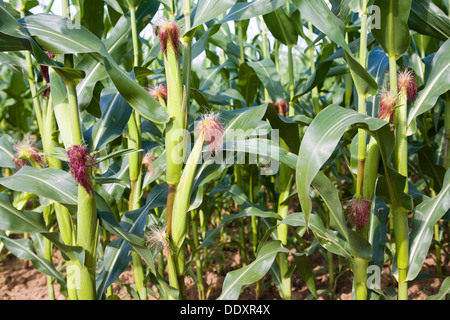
[18,0,77,300]
[164,28,186,187]
[162,23,187,294]
[191,210,205,300]
[443,100,450,170]
[352,7,370,301]
[286,0,295,117]
[182,0,192,112]
[390,60,409,300]
[170,126,207,299]
[126,1,147,300]
[46,2,98,298]
[276,141,293,300]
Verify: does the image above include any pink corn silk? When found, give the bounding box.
[67,145,96,196]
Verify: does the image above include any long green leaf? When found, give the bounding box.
[189,0,237,32]
[296,105,387,226]
[426,277,450,300]
[0,193,47,233]
[371,0,412,58]
[12,13,169,124]
[409,0,450,41]
[263,6,298,47]
[291,0,348,53]
[407,38,450,135]
[406,169,450,281]
[0,166,78,205]
[199,206,281,249]
[96,202,149,299]
[0,134,16,169]
[217,241,289,300]
[291,0,377,97]
[220,0,286,23]
[0,234,66,284]
[76,0,159,110]
[247,58,285,100]
[86,88,132,151]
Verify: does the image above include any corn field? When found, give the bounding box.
[0,0,449,301]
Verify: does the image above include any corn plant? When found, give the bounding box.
[0,0,449,301]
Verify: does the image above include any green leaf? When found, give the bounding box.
[426,277,450,300]
[406,169,450,281]
[217,241,289,300]
[367,195,390,269]
[189,0,237,32]
[0,193,48,233]
[280,213,354,262]
[312,171,372,261]
[263,6,298,47]
[291,0,348,53]
[77,1,159,110]
[0,52,28,78]
[407,38,450,136]
[291,0,377,97]
[42,232,85,265]
[367,47,390,117]
[0,234,66,284]
[0,166,78,205]
[418,145,446,193]
[95,148,141,164]
[371,0,412,58]
[344,50,379,97]
[85,88,133,151]
[293,60,333,100]
[0,134,16,168]
[409,0,450,41]
[199,206,281,249]
[13,13,169,124]
[247,58,286,100]
[296,105,387,227]
[264,103,300,154]
[96,201,148,299]
[293,254,317,298]
[219,0,286,23]
[237,62,261,106]
[348,0,369,13]
[72,0,105,38]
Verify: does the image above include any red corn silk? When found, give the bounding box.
[347,197,371,230]
[397,69,417,102]
[67,145,97,196]
[40,51,56,98]
[274,98,288,117]
[378,89,397,124]
[155,19,180,57]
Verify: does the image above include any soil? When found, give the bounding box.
[0,233,448,300]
